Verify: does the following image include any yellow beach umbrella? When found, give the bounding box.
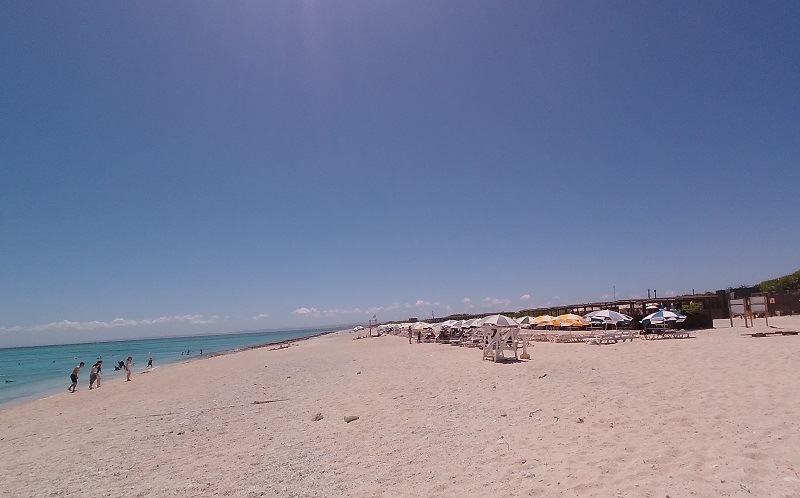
[532,315,556,326]
[554,313,589,327]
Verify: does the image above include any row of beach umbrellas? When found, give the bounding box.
[394,309,685,332]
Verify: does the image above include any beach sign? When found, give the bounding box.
[730,299,747,328]
[749,296,769,326]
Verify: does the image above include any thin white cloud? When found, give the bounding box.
[463,297,471,304]
[252,313,270,320]
[520,294,531,301]
[294,307,320,316]
[8,314,222,333]
[484,297,511,308]
[415,300,431,308]
[322,308,363,316]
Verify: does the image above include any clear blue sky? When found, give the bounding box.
[2,1,798,347]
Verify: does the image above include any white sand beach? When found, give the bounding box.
[2,317,800,497]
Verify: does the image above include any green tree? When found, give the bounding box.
[758,269,800,293]
[681,301,703,315]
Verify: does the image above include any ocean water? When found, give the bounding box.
[0,327,336,408]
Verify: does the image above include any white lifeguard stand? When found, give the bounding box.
[480,326,520,362]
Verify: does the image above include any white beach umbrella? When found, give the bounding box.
[584,310,633,323]
[462,318,484,328]
[481,314,520,328]
[642,310,685,325]
[516,316,536,327]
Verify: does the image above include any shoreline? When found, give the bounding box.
[204,328,340,358]
[0,328,342,411]
[2,321,799,497]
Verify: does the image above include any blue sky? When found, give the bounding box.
[1,1,798,347]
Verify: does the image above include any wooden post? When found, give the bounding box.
[520,329,530,359]
[729,292,734,328]
[745,298,750,328]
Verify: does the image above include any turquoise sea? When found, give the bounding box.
[0,327,337,408]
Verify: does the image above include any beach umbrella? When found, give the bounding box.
[411,322,429,331]
[584,310,633,323]
[642,310,685,325]
[516,316,536,327]
[462,318,484,328]
[481,314,520,327]
[532,315,556,327]
[554,313,589,327]
[439,320,458,329]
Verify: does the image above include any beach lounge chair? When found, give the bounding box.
[584,330,636,345]
[643,328,690,340]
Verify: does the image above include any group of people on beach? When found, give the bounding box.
[68,356,136,392]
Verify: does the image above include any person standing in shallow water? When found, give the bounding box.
[95,360,102,387]
[69,362,84,393]
[125,357,133,381]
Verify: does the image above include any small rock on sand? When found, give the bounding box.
[344,415,359,423]
[311,412,323,422]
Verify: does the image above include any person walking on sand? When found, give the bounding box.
[408,326,412,344]
[125,356,133,381]
[146,357,153,369]
[88,361,100,389]
[68,362,84,393]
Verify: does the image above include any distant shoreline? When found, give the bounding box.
[0,327,342,410]
[204,329,341,357]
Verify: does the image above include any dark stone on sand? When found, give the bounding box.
[312,412,323,421]
[344,415,359,423]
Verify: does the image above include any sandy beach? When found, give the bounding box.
[2,317,800,497]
